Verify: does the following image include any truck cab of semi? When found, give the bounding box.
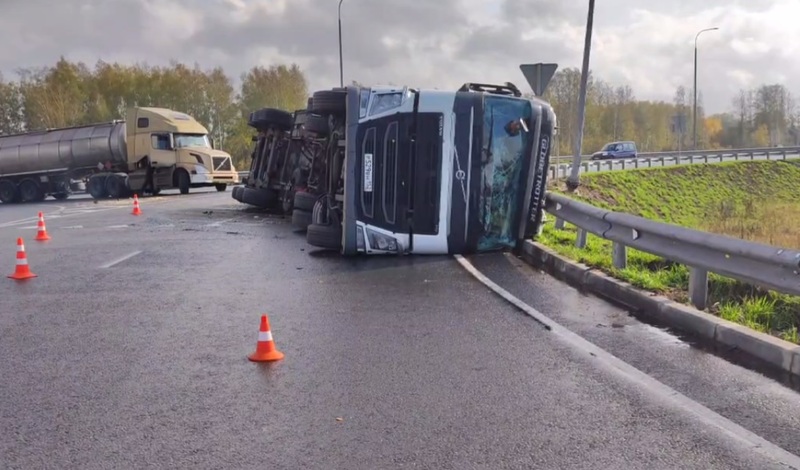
[87,107,239,199]
[270,81,556,256]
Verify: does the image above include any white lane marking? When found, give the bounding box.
[99,250,142,269]
[106,225,130,229]
[63,225,84,229]
[18,226,38,230]
[0,207,118,228]
[453,254,800,469]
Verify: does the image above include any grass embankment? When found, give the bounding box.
[541,160,800,344]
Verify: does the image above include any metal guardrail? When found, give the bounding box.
[543,192,800,310]
[549,146,800,178]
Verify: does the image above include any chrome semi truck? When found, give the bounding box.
[238,79,556,256]
[0,107,239,203]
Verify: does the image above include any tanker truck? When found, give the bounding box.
[0,106,240,203]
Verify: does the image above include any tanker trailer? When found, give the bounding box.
[0,106,240,203]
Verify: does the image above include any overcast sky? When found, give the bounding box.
[0,0,794,114]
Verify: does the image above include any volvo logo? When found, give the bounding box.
[455,169,465,180]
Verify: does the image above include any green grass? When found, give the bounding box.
[540,160,800,344]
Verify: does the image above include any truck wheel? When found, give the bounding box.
[304,114,329,136]
[294,191,318,212]
[0,180,18,204]
[311,90,347,115]
[105,174,129,199]
[53,193,70,200]
[248,108,294,132]
[177,170,190,194]
[215,183,227,192]
[291,209,312,231]
[306,222,342,250]
[88,175,108,199]
[19,179,43,203]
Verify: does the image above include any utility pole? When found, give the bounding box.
[566,0,595,191]
[693,27,718,150]
[338,0,344,87]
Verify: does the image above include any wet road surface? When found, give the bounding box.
[0,190,799,469]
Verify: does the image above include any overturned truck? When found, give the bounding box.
[233,79,556,256]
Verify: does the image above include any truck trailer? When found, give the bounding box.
[0,107,239,203]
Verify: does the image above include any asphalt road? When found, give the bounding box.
[1,188,799,469]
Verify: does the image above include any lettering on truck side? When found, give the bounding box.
[528,134,550,225]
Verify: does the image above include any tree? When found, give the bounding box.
[239,64,309,114]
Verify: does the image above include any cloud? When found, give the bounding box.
[0,0,798,114]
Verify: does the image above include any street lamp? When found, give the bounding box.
[338,0,344,87]
[693,27,719,150]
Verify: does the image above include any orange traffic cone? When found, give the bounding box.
[8,237,36,280]
[35,211,51,241]
[131,194,142,216]
[248,314,284,362]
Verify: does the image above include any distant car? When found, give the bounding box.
[591,141,637,160]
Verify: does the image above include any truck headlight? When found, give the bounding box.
[366,228,398,252]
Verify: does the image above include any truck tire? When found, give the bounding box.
[88,175,108,199]
[52,193,70,200]
[19,179,43,203]
[105,174,129,199]
[0,180,18,204]
[291,209,312,231]
[304,114,329,136]
[215,183,227,192]
[294,191,318,212]
[177,170,190,194]
[311,90,347,115]
[248,108,293,132]
[306,222,342,250]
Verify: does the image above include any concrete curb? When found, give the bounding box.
[521,240,800,377]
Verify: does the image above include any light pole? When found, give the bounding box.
[338,0,344,87]
[566,0,595,191]
[693,27,718,150]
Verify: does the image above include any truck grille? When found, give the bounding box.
[212,156,232,172]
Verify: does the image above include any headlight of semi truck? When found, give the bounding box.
[366,228,398,252]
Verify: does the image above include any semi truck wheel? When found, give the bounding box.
[303,114,329,136]
[88,175,108,199]
[0,180,18,204]
[215,183,227,192]
[248,108,294,132]
[306,222,342,250]
[19,179,43,203]
[294,191,318,212]
[105,174,129,199]
[52,193,70,200]
[177,170,190,194]
[311,90,347,115]
[291,209,312,231]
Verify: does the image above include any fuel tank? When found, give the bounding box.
[0,121,128,176]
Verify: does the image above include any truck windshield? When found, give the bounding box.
[174,133,211,148]
[477,95,533,251]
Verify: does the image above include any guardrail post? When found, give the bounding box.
[575,228,587,248]
[690,155,695,164]
[621,160,626,170]
[612,242,627,269]
[749,152,754,160]
[689,267,708,310]
[783,150,787,159]
[555,218,565,230]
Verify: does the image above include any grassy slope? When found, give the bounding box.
[540,160,800,344]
